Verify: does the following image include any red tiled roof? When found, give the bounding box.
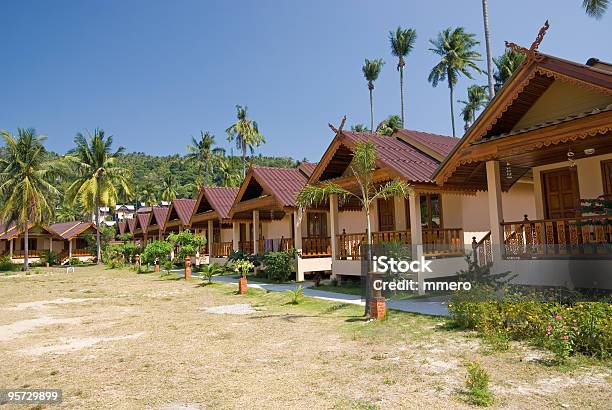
[202,187,240,219]
[151,206,170,230]
[136,206,152,213]
[297,161,318,177]
[341,131,440,183]
[0,223,19,240]
[252,167,308,207]
[48,221,95,240]
[117,221,127,234]
[127,218,137,233]
[171,199,197,225]
[395,129,458,157]
[137,212,152,233]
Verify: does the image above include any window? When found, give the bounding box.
[307,212,327,237]
[405,194,443,229]
[602,160,612,196]
[76,238,88,250]
[20,238,37,250]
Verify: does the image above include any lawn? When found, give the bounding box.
[0,266,610,409]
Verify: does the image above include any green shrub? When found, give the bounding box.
[141,240,173,265]
[285,285,305,305]
[0,255,17,271]
[69,257,82,266]
[465,361,494,407]
[41,250,59,266]
[162,260,174,275]
[262,250,296,282]
[232,259,254,277]
[200,263,223,283]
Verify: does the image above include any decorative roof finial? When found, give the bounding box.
[328,115,347,134]
[505,20,550,62]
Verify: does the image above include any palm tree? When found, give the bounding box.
[160,173,178,201]
[493,50,526,91]
[296,140,411,316]
[376,115,404,136]
[226,105,265,178]
[140,186,158,206]
[582,0,608,18]
[65,129,130,264]
[362,58,385,132]
[389,27,417,125]
[188,131,215,185]
[481,0,495,99]
[428,27,482,137]
[459,85,489,131]
[350,124,369,132]
[218,158,242,187]
[0,129,63,270]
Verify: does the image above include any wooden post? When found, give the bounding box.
[408,192,425,295]
[207,220,214,257]
[68,239,73,259]
[9,238,13,259]
[486,160,504,247]
[329,194,339,279]
[293,210,304,282]
[184,255,191,279]
[253,210,260,255]
[232,222,240,252]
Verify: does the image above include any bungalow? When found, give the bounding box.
[227,163,332,281]
[147,205,171,242]
[190,186,239,263]
[163,199,197,236]
[0,221,96,264]
[434,49,612,288]
[307,125,535,289]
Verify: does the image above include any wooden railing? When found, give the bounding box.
[301,237,331,257]
[72,249,93,257]
[238,241,253,254]
[502,215,612,258]
[335,228,465,260]
[472,232,492,267]
[423,228,464,256]
[11,250,41,258]
[259,237,294,253]
[212,242,232,257]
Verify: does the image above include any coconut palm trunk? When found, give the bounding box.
[399,63,405,125]
[482,0,495,99]
[95,192,102,264]
[369,84,374,132]
[448,76,456,137]
[242,141,247,177]
[23,221,29,271]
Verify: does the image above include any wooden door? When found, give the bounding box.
[377,198,395,231]
[602,160,612,196]
[307,212,327,237]
[542,168,580,219]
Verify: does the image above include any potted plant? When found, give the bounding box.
[233,259,254,294]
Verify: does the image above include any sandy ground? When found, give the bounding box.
[0,266,610,409]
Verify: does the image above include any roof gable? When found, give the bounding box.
[137,212,152,234]
[166,199,196,226]
[193,187,240,221]
[48,221,96,240]
[151,206,170,230]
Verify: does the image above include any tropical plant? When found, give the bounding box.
[376,115,403,136]
[389,27,417,125]
[582,0,608,18]
[233,259,254,278]
[200,262,223,284]
[41,250,59,266]
[428,27,482,137]
[0,129,64,270]
[481,0,495,99]
[188,131,217,185]
[362,58,385,132]
[226,105,265,177]
[296,140,411,316]
[459,85,489,131]
[65,129,131,263]
[262,250,296,282]
[286,285,305,305]
[139,185,158,206]
[166,229,207,262]
[465,361,494,406]
[54,201,87,223]
[350,124,369,132]
[493,50,525,92]
[160,172,178,202]
[141,240,173,265]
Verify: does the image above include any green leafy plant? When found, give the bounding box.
[141,240,173,266]
[162,260,174,275]
[41,250,59,266]
[116,232,133,243]
[233,259,254,278]
[200,262,223,284]
[546,314,576,364]
[0,255,16,271]
[262,250,296,282]
[465,361,494,407]
[285,285,305,305]
[167,229,207,262]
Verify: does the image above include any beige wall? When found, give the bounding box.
[533,153,612,219]
[220,228,233,242]
[262,215,292,239]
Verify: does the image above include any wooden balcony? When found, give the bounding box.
[238,241,253,254]
[502,215,612,259]
[11,250,42,259]
[301,237,331,258]
[258,237,294,254]
[211,242,232,258]
[335,228,464,260]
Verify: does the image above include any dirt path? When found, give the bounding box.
[0,267,609,409]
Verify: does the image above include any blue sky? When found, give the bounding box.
[1,1,610,162]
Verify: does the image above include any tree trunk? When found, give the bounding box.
[205,160,210,186]
[242,141,247,178]
[482,0,495,99]
[399,65,405,126]
[369,87,374,132]
[449,80,456,138]
[23,221,29,271]
[364,207,373,317]
[95,194,102,264]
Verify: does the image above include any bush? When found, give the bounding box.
[0,255,17,271]
[69,257,82,266]
[285,285,305,305]
[141,240,173,265]
[167,230,206,263]
[262,250,296,282]
[465,361,494,407]
[200,263,223,283]
[41,250,59,266]
[232,259,254,277]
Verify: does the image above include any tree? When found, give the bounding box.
[187,131,216,185]
[362,58,385,132]
[0,129,63,270]
[481,0,495,99]
[139,186,158,206]
[376,115,404,136]
[141,240,173,266]
[218,157,242,187]
[389,27,417,125]
[493,50,526,92]
[226,105,265,178]
[167,229,207,262]
[296,140,411,316]
[200,262,223,284]
[65,129,131,264]
[459,85,489,131]
[428,27,482,137]
[160,173,178,202]
[350,124,369,132]
[582,0,608,18]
